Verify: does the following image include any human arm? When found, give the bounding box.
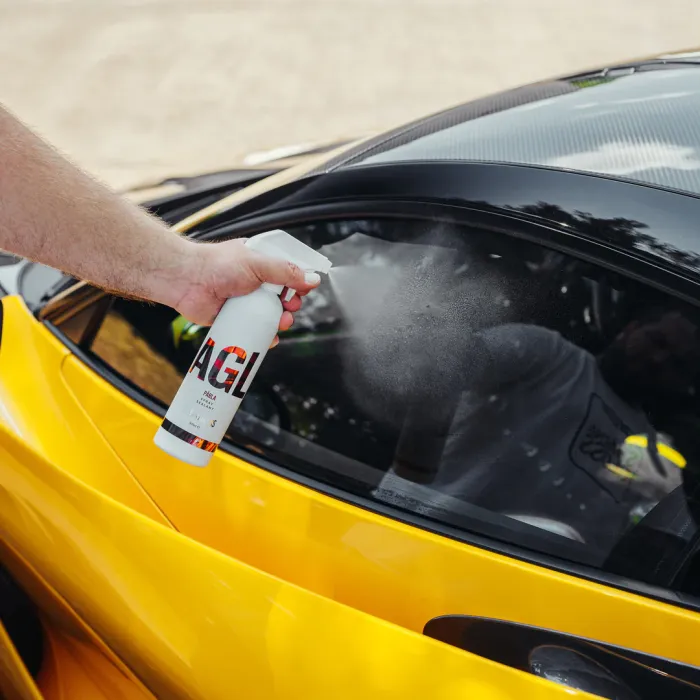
[0,104,318,332]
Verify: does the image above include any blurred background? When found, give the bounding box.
[1,0,699,190]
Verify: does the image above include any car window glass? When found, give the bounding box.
[82,217,700,587]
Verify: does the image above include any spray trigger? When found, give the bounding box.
[245,229,333,298]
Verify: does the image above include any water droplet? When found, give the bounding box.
[566,492,573,500]
[503,429,512,437]
[539,461,552,472]
[489,254,502,259]
[488,394,498,403]
[522,443,538,458]
[309,397,318,406]
[349,418,357,425]
[302,400,311,409]
[561,285,568,294]
[580,503,587,511]
[552,477,565,487]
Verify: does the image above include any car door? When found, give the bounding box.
[52,210,700,667]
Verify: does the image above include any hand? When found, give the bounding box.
[167,238,320,343]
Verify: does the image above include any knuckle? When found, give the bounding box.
[286,260,302,280]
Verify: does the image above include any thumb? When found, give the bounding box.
[247,250,321,293]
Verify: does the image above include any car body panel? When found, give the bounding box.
[0,538,156,698]
[0,383,592,699]
[0,296,171,527]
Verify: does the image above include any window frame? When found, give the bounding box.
[42,198,700,614]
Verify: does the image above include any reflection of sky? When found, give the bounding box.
[359,69,700,196]
[548,140,700,175]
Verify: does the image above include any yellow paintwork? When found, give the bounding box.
[0,393,592,699]
[0,297,172,526]
[0,537,157,698]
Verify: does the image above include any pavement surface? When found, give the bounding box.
[1,0,699,189]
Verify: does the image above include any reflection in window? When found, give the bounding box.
[83,218,700,583]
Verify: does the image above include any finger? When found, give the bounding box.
[282,293,302,313]
[248,251,321,294]
[278,310,294,332]
[269,335,280,349]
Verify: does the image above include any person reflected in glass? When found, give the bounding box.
[374,305,700,557]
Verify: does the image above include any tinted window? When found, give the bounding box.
[83,218,700,583]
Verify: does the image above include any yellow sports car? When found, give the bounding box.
[5,49,700,699]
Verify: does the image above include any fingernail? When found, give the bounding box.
[270,337,279,349]
[304,272,321,286]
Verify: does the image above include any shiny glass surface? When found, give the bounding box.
[348,68,700,197]
[86,217,700,578]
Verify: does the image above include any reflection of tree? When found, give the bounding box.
[502,200,700,274]
[515,201,648,247]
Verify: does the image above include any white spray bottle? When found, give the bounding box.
[154,229,332,466]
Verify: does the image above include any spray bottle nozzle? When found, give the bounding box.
[245,229,333,300]
[246,230,332,273]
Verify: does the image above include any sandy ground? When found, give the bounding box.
[0,0,699,190]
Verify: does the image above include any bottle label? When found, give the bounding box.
[189,339,260,398]
[159,334,265,452]
[159,418,219,453]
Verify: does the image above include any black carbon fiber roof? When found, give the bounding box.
[329,64,700,197]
